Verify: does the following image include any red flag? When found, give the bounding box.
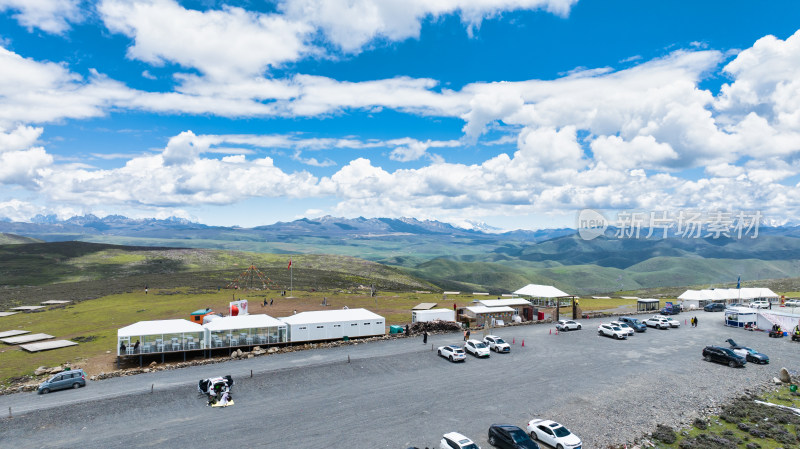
[287,259,292,270]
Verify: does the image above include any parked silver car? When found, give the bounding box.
[555,320,582,331]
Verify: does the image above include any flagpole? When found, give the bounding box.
[290,259,293,296]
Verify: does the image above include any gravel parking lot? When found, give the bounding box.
[1,312,797,448]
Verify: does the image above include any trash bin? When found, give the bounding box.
[389,325,404,334]
[342,336,349,341]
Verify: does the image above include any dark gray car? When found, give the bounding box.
[38,369,87,394]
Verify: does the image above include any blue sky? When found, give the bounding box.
[1,0,800,230]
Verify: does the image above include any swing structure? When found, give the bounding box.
[226,264,278,291]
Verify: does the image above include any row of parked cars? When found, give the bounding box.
[597,315,682,339]
[554,315,681,340]
[437,335,511,362]
[426,418,582,449]
[704,299,800,312]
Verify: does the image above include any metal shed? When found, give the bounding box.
[280,308,385,342]
[478,298,534,321]
[412,308,455,323]
[637,298,660,312]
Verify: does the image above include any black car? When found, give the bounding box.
[704,303,726,312]
[702,346,746,367]
[726,339,769,364]
[618,316,647,332]
[488,424,540,449]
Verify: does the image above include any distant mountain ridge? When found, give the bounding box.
[2,214,800,295]
[2,214,574,242]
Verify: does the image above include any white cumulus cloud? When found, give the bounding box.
[0,0,82,34]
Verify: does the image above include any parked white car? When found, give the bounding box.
[483,335,510,353]
[440,432,480,449]
[526,419,582,449]
[464,339,491,358]
[750,300,770,309]
[784,300,800,307]
[610,321,635,337]
[644,316,670,329]
[437,345,466,362]
[555,320,582,331]
[663,316,681,328]
[598,323,628,339]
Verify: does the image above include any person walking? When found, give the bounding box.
[694,316,698,327]
[405,324,409,336]
[463,329,467,341]
[423,330,428,344]
[466,329,471,340]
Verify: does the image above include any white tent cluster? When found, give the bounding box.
[678,288,779,311]
[117,308,384,356]
[678,288,778,302]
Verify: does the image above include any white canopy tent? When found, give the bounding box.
[678,290,716,310]
[203,314,287,348]
[678,288,779,307]
[513,284,571,298]
[513,284,573,308]
[756,310,800,333]
[117,319,205,356]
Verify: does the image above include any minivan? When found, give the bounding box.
[38,369,87,394]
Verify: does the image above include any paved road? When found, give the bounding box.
[1,312,796,448]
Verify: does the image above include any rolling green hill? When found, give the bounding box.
[0,241,438,309]
[0,233,41,244]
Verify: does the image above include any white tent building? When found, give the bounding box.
[280,308,385,342]
[117,319,205,356]
[203,314,287,348]
[756,310,800,333]
[513,284,571,298]
[678,290,716,310]
[678,288,779,308]
[513,284,572,307]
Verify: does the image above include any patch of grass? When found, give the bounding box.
[650,387,800,449]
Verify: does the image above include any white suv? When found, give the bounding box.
[555,320,582,331]
[440,432,480,449]
[464,339,491,358]
[483,335,510,353]
[610,321,635,336]
[784,300,800,307]
[750,300,770,309]
[598,323,628,339]
[437,345,466,362]
[644,316,670,329]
